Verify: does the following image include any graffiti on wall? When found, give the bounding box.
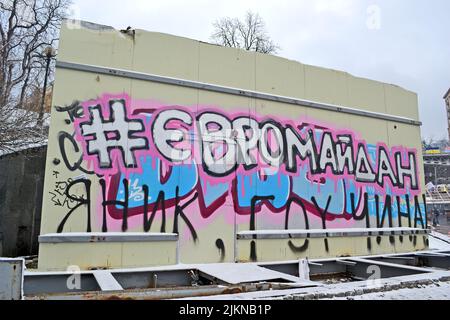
[51,93,427,260]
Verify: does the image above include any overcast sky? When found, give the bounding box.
[70,0,450,141]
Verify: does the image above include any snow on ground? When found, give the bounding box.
[429,231,450,250]
[0,141,47,158]
[331,281,450,300]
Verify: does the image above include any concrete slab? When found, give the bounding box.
[0,258,24,300]
[196,263,316,286]
[92,271,123,291]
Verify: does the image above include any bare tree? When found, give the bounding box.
[0,0,70,155]
[211,11,279,54]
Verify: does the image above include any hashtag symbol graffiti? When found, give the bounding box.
[80,100,148,169]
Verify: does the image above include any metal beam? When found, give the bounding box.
[336,260,357,266]
[56,60,422,127]
[23,249,450,299]
[380,256,416,260]
[415,252,449,257]
[92,271,123,291]
[347,257,433,274]
[39,232,178,243]
[237,227,428,240]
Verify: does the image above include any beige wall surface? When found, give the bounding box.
[38,20,427,270]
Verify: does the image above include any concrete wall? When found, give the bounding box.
[0,146,47,257]
[38,20,427,270]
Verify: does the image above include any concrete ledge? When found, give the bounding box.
[38,240,179,271]
[37,233,179,271]
[39,232,178,243]
[237,228,429,240]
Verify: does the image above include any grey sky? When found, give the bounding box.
[69,0,450,141]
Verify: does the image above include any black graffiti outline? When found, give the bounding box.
[215,238,226,262]
[317,131,339,175]
[394,151,420,191]
[376,146,399,188]
[354,142,377,184]
[79,100,149,170]
[311,196,332,252]
[257,119,286,167]
[284,126,320,175]
[172,186,198,242]
[49,178,79,210]
[100,178,129,232]
[58,131,96,175]
[248,195,275,261]
[57,179,91,233]
[131,106,421,192]
[285,197,310,253]
[55,100,84,123]
[151,108,194,164]
[143,188,166,233]
[233,116,259,171]
[350,192,372,250]
[336,134,356,175]
[195,110,239,178]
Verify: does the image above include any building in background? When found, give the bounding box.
[424,153,450,185]
[0,146,47,257]
[445,88,450,141]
